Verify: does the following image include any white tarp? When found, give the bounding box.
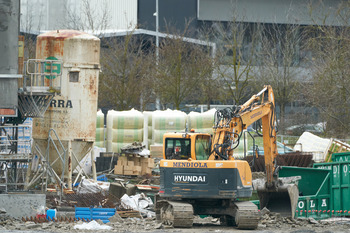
[293,132,330,162]
[74,220,112,230]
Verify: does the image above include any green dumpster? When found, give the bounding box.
[279,166,332,219]
[278,152,350,220]
[332,151,350,162]
[314,160,350,217]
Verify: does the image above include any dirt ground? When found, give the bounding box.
[1,212,349,233]
[1,173,349,233]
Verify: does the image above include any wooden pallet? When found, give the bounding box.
[324,139,350,162]
[117,210,141,218]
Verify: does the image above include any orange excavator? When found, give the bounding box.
[156,85,298,229]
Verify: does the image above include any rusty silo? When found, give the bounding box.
[32,30,100,180]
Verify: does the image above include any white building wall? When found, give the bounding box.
[106,0,138,29]
[21,0,137,32]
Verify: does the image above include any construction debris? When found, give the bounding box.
[120,142,147,154]
[245,152,313,172]
[117,211,142,218]
[74,220,113,230]
[1,134,349,233]
[120,193,155,218]
[258,207,350,231]
[109,182,136,199]
[76,178,110,195]
[294,132,350,162]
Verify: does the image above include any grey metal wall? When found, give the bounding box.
[198,0,347,26]
[0,0,19,115]
[138,0,198,34]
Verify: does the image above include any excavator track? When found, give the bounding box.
[159,201,194,228]
[234,201,260,230]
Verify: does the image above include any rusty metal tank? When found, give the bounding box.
[32,30,100,176]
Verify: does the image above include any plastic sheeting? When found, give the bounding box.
[187,108,216,135]
[74,220,112,230]
[77,178,110,194]
[120,193,155,218]
[152,109,187,145]
[95,110,105,147]
[74,146,106,175]
[106,109,144,152]
[293,132,330,162]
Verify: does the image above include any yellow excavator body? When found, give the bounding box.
[157,86,298,229]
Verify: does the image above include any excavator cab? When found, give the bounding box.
[163,132,211,160]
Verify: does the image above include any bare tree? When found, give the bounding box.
[196,56,221,110]
[211,20,260,105]
[155,33,214,110]
[254,23,305,132]
[20,0,46,61]
[99,33,154,111]
[305,1,350,137]
[63,0,111,35]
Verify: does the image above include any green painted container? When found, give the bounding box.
[279,166,332,219]
[278,152,350,220]
[332,151,350,162]
[314,160,350,218]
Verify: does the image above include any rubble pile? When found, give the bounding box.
[0,216,162,232]
[0,204,350,232]
[258,208,350,231]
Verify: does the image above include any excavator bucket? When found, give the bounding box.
[257,183,299,218]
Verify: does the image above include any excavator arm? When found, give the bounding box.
[210,86,298,217]
[209,85,278,186]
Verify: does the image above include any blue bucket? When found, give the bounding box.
[46,209,56,220]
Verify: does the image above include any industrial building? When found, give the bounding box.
[18,0,346,113]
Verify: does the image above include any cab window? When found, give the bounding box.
[165,138,191,160]
[195,135,210,160]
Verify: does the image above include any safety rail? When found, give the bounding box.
[17,59,62,118]
[23,59,62,94]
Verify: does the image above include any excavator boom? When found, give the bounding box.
[209,85,298,216]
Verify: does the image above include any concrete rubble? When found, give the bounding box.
[0,217,164,232]
[0,200,349,232]
[257,208,350,231]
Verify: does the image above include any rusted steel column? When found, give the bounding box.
[91,145,97,181]
[67,140,72,190]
